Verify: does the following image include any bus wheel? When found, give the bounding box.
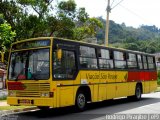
[134,84,142,100]
[75,91,86,111]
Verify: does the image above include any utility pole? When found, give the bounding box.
[105,0,111,47]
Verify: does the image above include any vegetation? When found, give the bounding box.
[96,17,160,53]
[0,0,102,41]
[1,0,160,62]
[0,0,103,62]
[0,14,16,62]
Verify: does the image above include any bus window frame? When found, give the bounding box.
[79,45,98,70]
[97,48,115,70]
[113,50,127,70]
[127,52,138,69]
[142,55,149,70]
[147,56,156,70]
[52,40,79,81]
[8,47,51,81]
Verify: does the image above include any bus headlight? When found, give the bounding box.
[41,92,49,97]
[8,91,16,97]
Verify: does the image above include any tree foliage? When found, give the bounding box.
[0,0,102,41]
[96,17,160,53]
[0,15,16,51]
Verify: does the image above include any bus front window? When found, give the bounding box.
[8,49,50,80]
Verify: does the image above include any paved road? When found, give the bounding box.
[2,92,160,120]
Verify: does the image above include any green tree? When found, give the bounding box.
[0,0,103,41]
[0,15,16,50]
[0,15,16,62]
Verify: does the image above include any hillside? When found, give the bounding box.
[96,17,160,53]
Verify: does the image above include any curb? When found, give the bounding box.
[0,107,38,116]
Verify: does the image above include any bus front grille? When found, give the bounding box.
[16,83,50,97]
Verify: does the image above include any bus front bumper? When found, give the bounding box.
[7,97,56,107]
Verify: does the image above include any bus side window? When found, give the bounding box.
[98,49,114,69]
[127,53,137,69]
[79,46,97,69]
[137,54,143,69]
[143,55,148,69]
[114,51,127,69]
[148,56,155,70]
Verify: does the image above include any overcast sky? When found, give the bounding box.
[74,0,160,28]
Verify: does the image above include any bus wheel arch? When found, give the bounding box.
[75,86,91,111]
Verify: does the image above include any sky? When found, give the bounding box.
[74,0,160,28]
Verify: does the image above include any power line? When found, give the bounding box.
[110,0,115,7]
[119,3,151,24]
[111,0,125,10]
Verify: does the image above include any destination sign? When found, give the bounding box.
[12,40,50,50]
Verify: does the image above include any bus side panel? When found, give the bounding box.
[80,71,99,102]
[128,82,136,96]
[139,72,148,94]
[56,80,74,107]
[149,81,157,92]
[59,87,74,107]
[144,72,150,93]
[127,71,139,96]
[106,84,116,99]
[99,71,107,101]
[103,71,116,100]
[98,84,106,101]
[149,71,157,92]
[115,71,128,98]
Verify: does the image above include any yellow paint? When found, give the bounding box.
[128,82,136,96]
[115,71,128,82]
[144,81,150,93]
[106,84,116,99]
[59,87,74,107]
[149,80,157,92]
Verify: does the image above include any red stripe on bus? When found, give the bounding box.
[128,71,157,82]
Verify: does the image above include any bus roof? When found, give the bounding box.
[12,37,154,56]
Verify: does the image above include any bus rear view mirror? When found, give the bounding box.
[57,49,62,61]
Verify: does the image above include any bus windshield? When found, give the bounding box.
[8,48,50,80]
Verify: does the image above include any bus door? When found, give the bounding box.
[53,47,77,107]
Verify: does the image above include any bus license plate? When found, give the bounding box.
[19,99,31,104]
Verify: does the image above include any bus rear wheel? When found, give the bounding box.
[75,91,87,111]
[134,84,142,100]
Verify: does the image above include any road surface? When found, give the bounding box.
[2,92,160,120]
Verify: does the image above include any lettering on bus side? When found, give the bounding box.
[86,73,117,80]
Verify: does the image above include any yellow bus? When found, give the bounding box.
[7,37,157,111]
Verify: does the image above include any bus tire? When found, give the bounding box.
[134,84,142,101]
[75,90,87,111]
